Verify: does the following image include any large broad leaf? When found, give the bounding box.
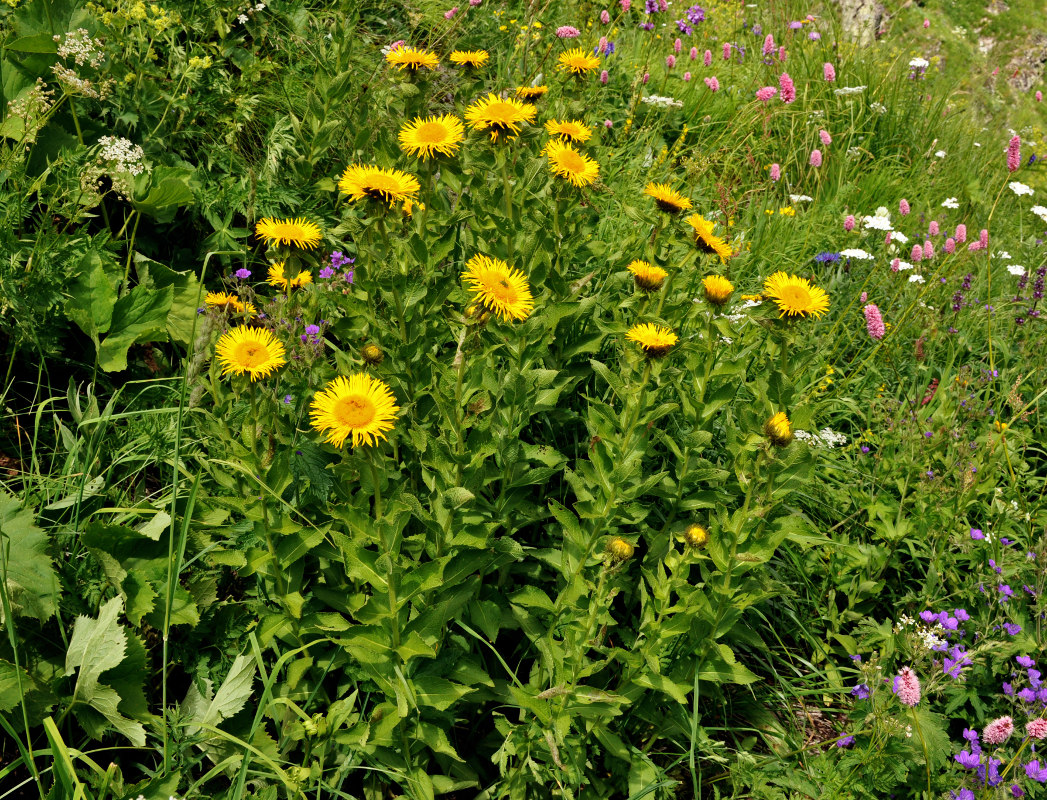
[0,490,57,622]
[182,654,256,735]
[97,284,173,372]
[63,596,146,746]
[132,166,195,223]
[134,254,203,345]
[0,659,33,712]
[66,251,118,341]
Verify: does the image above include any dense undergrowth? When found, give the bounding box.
[1,0,1047,798]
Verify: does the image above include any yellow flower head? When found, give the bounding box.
[205,291,256,316]
[544,118,593,144]
[214,326,287,381]
[683,524,709,549]
[607,537,635,561]
[762,271,830,319]
[558,48,601,75]
[626,323,678,358]
[644,182,693,215]
[449,49,489,68]
[398,114,465,159]
[627,260,667,292]
[267,262,313,291]
[255,217,322,250]
[514,85,549,102]
[385,46,439,72]
[462,254,535,321]
[338,165,420,209]
[765,411,793,447]
[310,374,399,448]
[702,275,734,306]
[361,343,385,366]
[465,93,537,142]
[686,214,732,261]
[545,139,600,187]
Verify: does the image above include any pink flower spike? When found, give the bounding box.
[864,304,886,340]
[968,241,981,252]
[923,18,930,28]
[469,0,481,5]
[604,119,613,128]
[885,232,892,246]
[778,45,787,62]
[955,223,966,242]
[1008,136,1021,172]
[923,240,934,260]
[1038,91,1044,103]
[893,667,921,707]
[983,716,1014,745]
[683,71,691,82]
[674,37,682,53]
[600,69,609,84]
[704,76,720,91]
[944,237,955,254]
[779,72,796,103]
[899,198,910,215]
[703,49,712,66]
[444,6,458,19]
[980,228,989,246]
[763,34,775,56]
[600,9,610,23]
[844,214,855,231]
[756,86,777,102]
[929,220,939,236]
[620,0,631,9]
[666,54,676,68]
[809,149,822,167]
[723,42,731,60]
[690,46,699,61]
[911,244,923,262]
[860,291,868,302]
[824,62,836,81]
[770,163,781,181]
[1028,719,1047,740]
[820,129,832,146]
[598,36,609,54]
[642,72,650,84]
[891,258,901,272]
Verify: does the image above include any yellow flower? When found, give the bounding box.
[338,165,420,209]
[762,271,830,319]
[645,183,693,215]
[309,374,399,448]
[255,217,322,250]
[765,411,793,447]
[627,260,667,292]
[361,343,385,366]
[267,262,313,291]
[778,206,796,216]
[204,291,256,316]
[683,524,709,549]
[607,537,635,561]
[545,139,600,187]
[449,50,489,68]
[558,47,601,75]
[398,114,465,159]
[544,118,593,144]
[214,326,287,381]
[464,93,537,142]
[626,323,678,358]
[686,215,732,261]
[702,275,734,306]
[385,46,439,72]
[994,420,1009,433]
[514,85,549,101]
[462,254,535,321]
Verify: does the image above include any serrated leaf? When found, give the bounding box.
[0,491,58,622]
[184,654,256,734]
[97,285,173,372]
[0,659,33,712]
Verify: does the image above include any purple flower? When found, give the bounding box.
[849,654,862,662]
[1019,688,1037,703]
[1029,669,1042,689]
[861,445,870,453]
[920,610,937,623]
[283,394,292,404]
[1018,656,1036,669]
[955,749,981,769]
[235,268,252,280]
[1000,584,1014,600]
[955,609,970,622]
[1012,785,1025,798]
[836,735,855,747]
[343,270,355,283]
[950,791,975,800]
[971,528,985,540]
[815,251,841,262]
[851,683,870,700]
[1004,623,1022,635]
[319,266,336,279]
[1004,682,1014,696]
[1026,760,1047,783]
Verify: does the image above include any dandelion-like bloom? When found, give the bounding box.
[515,85,549,102]
[763,271,830,318]
[900,198,910,215]
[844,214,855,231]
[863,304,885,340]
[256,217,322,249]
[756,86,777,102]
[215,326,287,381]
[309,374,399,448]
[385,46,440,72]
[684,524,709,548]
[465,93,537,141]
[607,537,635,560]
[770,163,781,181]
[462,254,534,321]
[892,666,921,707]
[626,323,678,358]
[645,182,693,214]
[449,50,489,68]
[765,411,793,446]
[983,716,1014,745]
[703,275,734,306]
[556,25,581,38]
[810,149,822,167]
[205,291,256,316]
[361,343,384,365]
[558,48,602,75]
[956,223,966,242]
[779,72,796,103]
[704,76,719,91]
[398,114,465,159]
[1028,719,1047,740]
[628,259,668,291]
[338,165,420,208]
[687,214,732,261]
[1008,136,1021,172]
[545,118,593,144]
[824,62,836,81]
[267,262,313,291]
[819,129,832,146]
[545,139,600,187]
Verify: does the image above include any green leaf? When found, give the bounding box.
[182,654,256,734]
[132,166,195,222]
[97,285,173,372]
[7,33,58,53]
[0,659,33,712]
[66,250,118,340]
[134,254,203,345]
[631,672,691,704]
[409,676,474,711]
[0,490,58,622]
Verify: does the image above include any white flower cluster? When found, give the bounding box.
[640,94,683,108]
[941,197,959,209]
[909,57,930,69]
[895,260,913,271]
[7,78,54,124]
[890,229,909,243]
[1007,265,1027,276]
[834,85,866,96]
[98,136,146,176]
[862,213,893,231]
[1032,205,1047,223]
[54,29,105,68]
[909,274,925,284]
[793,428,848,448]
[840,248,873,260]
[789,194,813,203]
[870,101,887,114]
[52,64,102,98]
[915,624,946,651]
[1009,181,1034,197]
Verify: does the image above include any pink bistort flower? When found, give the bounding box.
[1037,91,1044,103]
[756,86,777,102]
[864,304,886,340]
[470,0,482,5]
[911,244,923,262]
[891,258,901,272]
[820,129,832,145]
[980,228,989,247]
[779,72,796,103]
[809,149,822,167]
[704,76,720,91]
[983,716,1014,745]
[899,198,910,215]
[620,0,631,9]
[674,37,682,53]
[824,62,836,81]
[642,72,650,84]
[683,71,691,82]
[1008,136,1021,172]
[601,69,609,84]
[723,42,732,60]
[444,6,458,19]
[923,18,930,28]
[666,54,676,68]
[690,46,699,61]
[600,9,610,23]
[968,241,982,252]
[944,237,955,254]
[893,667,921,706]
[763,34,775,56]
[770,163,781,181]
[703,49,711,66]
[778,45,787,62]
[923,240,934,259]
[844,214,855,231]
[929,220,939,236]
[1028,719,1047,740]
[556,25,581,38]
[955,223,966,242]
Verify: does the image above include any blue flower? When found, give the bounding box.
[851,683,870,699]
[814,251,840,262]
[836,735,855,748]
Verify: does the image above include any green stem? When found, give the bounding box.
[501,152,514,262]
